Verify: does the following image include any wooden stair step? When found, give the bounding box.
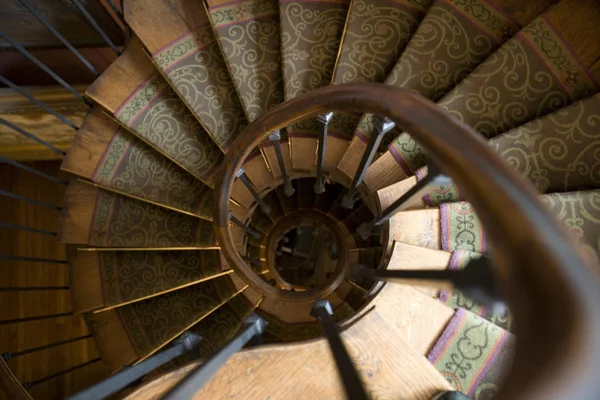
[389,190,600,261]
[387,0,600,176]
[58,180,215,248]
[280,0,350,172]
[85,275,246,373]
[62,109,214,220]
[338,0,556,181]
[124,309,451,399]
[241,151,277,193]
[68,249,232,313]
[206,0,283,122]
[258,292,343,324]
[85,36,223,187]
[295,177,315,209]
[124,0,248,150]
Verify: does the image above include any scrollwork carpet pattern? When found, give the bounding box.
[88,189,215,247]
[354,0,520,142]
[416,94,600,207]
[93,128,214,220]
[152,24,248,150]
[329,0,431,139]
[208,0,284,122]
[428,308,515,398]
[491,93,600,193]
[280,0,349,101]
[89,276,238,359]
[438,250,513,331]
[114,71,223,185]
[97,250,226,308]
[390,16,599,174]
[440,192,600,260]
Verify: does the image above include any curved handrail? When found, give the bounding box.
[214,83,600,399]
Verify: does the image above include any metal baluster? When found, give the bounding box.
[0,222,56,237]
[68,332,202,400]
[70,0,122,56]
[0,156,68,185]
[16,0,99,76]
[230,212,261,240]
[236,169,271,214]
[0,31,90,105]
[2,334,91,361]
[23,358,102,389]
[311,300,369,400]
[353,257,504,310]
[0,254,67,264]
[163,314,266,399]
[0,312,74,326]
[0,116,67,155]
[432,391,471,400]
[357,163,451,239]
[0,190,62,211]
[1,76,79,130]
[314,112,333,194]
[268,131,294,197]
[0,286,69,292]
[341,116,395,208]
[242,255,263,270]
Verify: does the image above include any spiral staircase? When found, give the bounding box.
[6,0,599,398]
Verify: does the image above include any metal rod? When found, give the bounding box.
[377,163,450,224]
[230,213,261,240]
[2,334,92,361]
[0,115,68,154]
[341,116,395,209]
[314,113,333,194]
[354,258,504,310]
[356,164,451,239]
[0,222,56,237]
[0,156,68,185]
[0,312,73,326]
[241,255,262,269]
[70,0,121,56]
[15,1,99,75]
[68,332,202,400]
[22,358,102,389]
[311,300,369,400]
[105,0,124,19]
[0,255,68,264]
[0,30,89,105]
[268,131,294,197]
[1,75,79,130]
[0,190,62,211]
[0,286,69,292]
[163,314,266,399]
[236,169,270,214]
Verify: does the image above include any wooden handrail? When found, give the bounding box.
[214,83,600,399]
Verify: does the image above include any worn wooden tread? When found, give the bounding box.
[124,309,451,399]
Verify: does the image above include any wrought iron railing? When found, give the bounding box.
[0,0,125,395]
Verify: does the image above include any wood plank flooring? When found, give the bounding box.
[0,160,107,399]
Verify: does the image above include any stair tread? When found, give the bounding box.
[389,0,600,175]
[124,309,451,399]
[62,109,214,220]
[85,275,244,373]
[428,307,515,396]
[206,0,284,122]
[68,249,231,313]
[85,37,223,186]
[389,190,600,262]
[58,180,215,248]
[124,0,248,150]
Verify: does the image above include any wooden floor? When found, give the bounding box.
[0,161,107,399]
